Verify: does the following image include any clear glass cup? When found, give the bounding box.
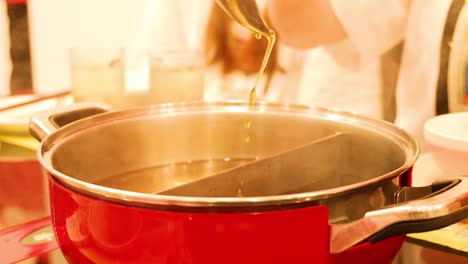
[70,48,125,106]
[149,50,205,104]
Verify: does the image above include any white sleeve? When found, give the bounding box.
[330,0,410,64]
[394,0,453,150]
[0,0,11,95]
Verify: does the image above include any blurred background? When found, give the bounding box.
[0,0,467,263]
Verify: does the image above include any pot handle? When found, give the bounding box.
[0,217,58,263]
[29,102,111,141]
[330,176,468,254]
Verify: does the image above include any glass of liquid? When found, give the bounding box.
[149,50,205,104]
[70,48,125,106]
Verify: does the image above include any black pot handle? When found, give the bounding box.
[330,176,468,254]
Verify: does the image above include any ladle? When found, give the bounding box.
[215,0,273,36]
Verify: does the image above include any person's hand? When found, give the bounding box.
[268,0,347,49]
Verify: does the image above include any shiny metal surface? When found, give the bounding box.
[31,102,418,219]
[330,176,468,253]
[159,132,404,198]
[159,133,348,196]
[215,0,272,36]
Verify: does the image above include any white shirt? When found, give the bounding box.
[302,0,454,148]
[296,40,382,119]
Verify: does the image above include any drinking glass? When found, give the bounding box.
[70,48,125,106]
[149,50,205,104]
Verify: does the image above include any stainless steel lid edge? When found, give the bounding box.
[33,101,420,209]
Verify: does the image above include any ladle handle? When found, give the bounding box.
[0,217,57,263]
[330,177,468,254]
[29,102,111,141]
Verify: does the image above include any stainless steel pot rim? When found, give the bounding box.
[37,101,420,209]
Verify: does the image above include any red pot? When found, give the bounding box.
[1,102,466,264]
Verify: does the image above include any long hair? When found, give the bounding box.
[204,4,280,77]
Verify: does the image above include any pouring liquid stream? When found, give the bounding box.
[244,31,275,194]
[244,32,275,144]
[216,0,277,196]
[249,32,276,106]
[214,0,277,106]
